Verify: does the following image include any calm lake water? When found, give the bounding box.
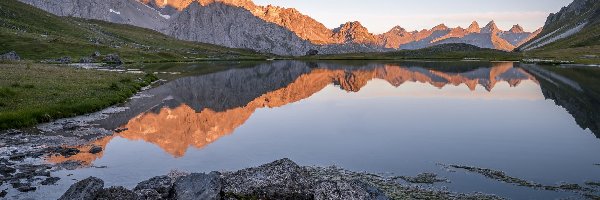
[14,61,600,199]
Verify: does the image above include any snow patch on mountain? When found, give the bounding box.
[521,22,587,50]
[109,9,121,15]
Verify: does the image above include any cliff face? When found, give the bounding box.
[164,2,315,56]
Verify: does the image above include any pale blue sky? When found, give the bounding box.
[253,0,572,33]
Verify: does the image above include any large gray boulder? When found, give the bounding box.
[172,172,222,200]
[133,175,174,199]
[58,177,104,200]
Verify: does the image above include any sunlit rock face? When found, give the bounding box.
[20,0,541,54]
[45,62,537,163]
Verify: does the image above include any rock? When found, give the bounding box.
[56,56,72,64]
[114,127,128,133]
[399,173,447,184]
[91,51,101,57]
[9,153,26,161]
[305,49,319,56]
[314,180,389,200]
[0,51,20,61]
[222,158,313,199]
[89,146,103,154]
[95,186,139,200]
[59,147,81,157]
[79,57,94,63]
[40,177,61,185]
[58,177,104,200]
[134,175,173,199]
[0,165,16,175]
[173,172,222,200]
[17,185,36,192]
[134,189,162,200]
[0,189,6,198]
[104,54,123,64]
[57,160,84,170]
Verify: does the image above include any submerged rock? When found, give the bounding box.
[89,146,103,154]
[0,51,20,61]
[58,177,104,200]
[399,172,448,184]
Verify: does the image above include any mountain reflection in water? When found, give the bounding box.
[47,61,547,164]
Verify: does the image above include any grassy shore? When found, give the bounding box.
[0,63,158,129]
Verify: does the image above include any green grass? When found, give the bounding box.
[303,44,522,61]
[0,0,268,63]
[0,63,158,129]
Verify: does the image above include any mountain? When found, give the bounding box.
[397,21,537,51]
[519,0,600,51]
[0,0,264,62]
[20,0,540,55]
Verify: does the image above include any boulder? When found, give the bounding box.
[221,158,314,199]
[91,51,101,57]
[134,175,173,199]
[79,57,94,63]
[58,177,104,200]
[305,49,319,56]
[88,146,103,154]
[0,51,20,61]
[104,54,123,64]
[173,172,222,200]
[95,186,139,200]
[56,56,72,64]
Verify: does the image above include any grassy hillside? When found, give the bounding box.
[519,0,600,64]
[304,44,521,61]
[523,23,600,64]
[0,63,158,129]
[0,0,267,63]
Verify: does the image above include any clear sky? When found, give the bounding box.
[253,0,572,33]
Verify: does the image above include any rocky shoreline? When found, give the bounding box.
[57,158,502,200]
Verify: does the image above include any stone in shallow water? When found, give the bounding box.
[58,177,104,200]
[173,172,222,200]
[89,146,103,154]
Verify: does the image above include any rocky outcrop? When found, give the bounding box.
[59,159,390,200]
[0,51,21,61]
[164,2,315,56]
[58,177,104,200]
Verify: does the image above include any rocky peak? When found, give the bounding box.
[467,21,480,33]
[481,20,500,33]
[431,23,449,31]
[509,24,525,33]
[332,21,379,44]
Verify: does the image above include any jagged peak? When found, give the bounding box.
[509,24,525,33]
[482,20,500,33]
[431,23,449,31]
[467,21,481,33]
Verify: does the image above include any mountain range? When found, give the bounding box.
[19,0,541,55]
